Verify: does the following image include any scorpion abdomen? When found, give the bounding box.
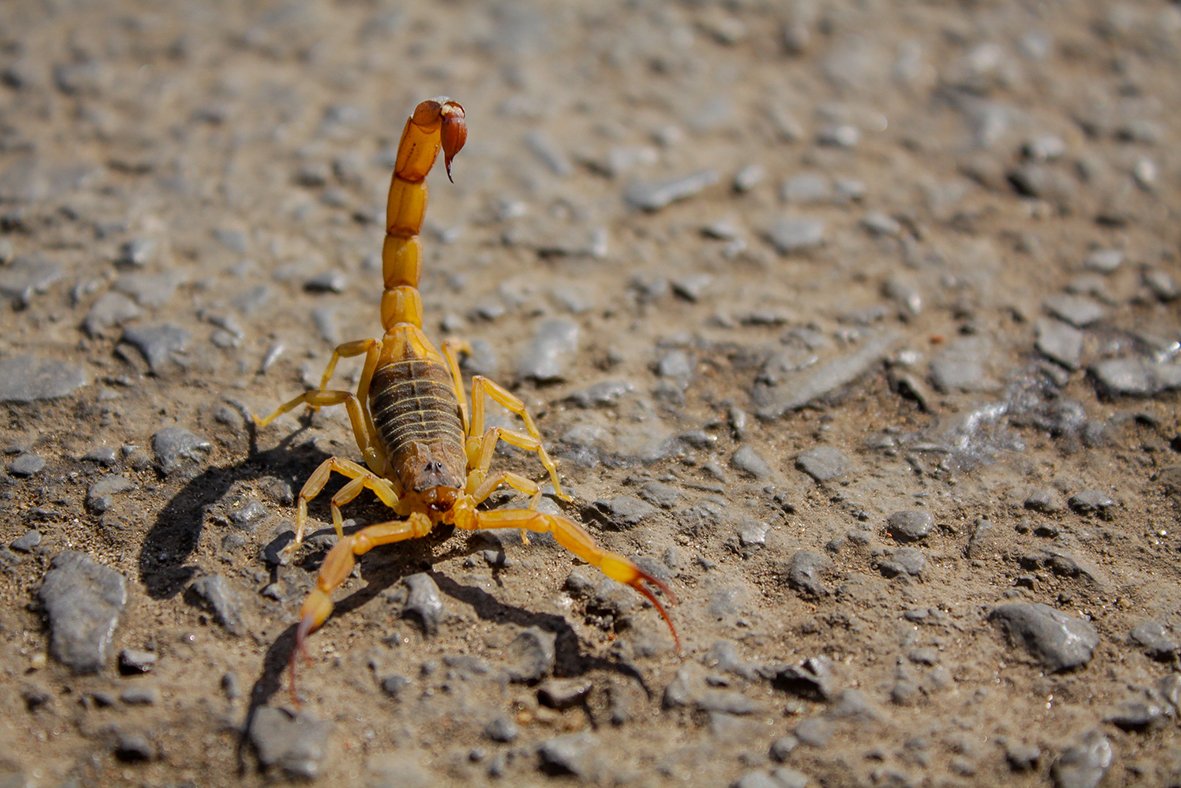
[369,352,466,492]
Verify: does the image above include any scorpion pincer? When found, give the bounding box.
[255,97,679,697]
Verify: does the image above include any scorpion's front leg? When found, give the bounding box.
[290,456,402,553]
[291,511,433,699]
[451,503,680,652]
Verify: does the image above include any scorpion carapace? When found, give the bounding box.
[255,97,679,699]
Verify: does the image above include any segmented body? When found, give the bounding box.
[369,352,466,493]
[255,98,678,702]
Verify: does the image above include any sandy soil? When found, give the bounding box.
[1,1,1179,785]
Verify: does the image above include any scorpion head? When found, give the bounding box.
[396,441,466,514]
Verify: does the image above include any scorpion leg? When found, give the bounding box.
[291,511,433,701]
[290,454,400,556]
[441,338,473,432]
[468,376,571,502]
[453,506,680,652]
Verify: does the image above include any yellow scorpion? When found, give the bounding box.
[256,98,679,692]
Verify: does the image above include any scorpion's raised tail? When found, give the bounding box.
[381,97,467,332]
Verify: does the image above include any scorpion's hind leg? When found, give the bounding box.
[454,507,680,652]
[467,375,571,502]
[290,512,433,700]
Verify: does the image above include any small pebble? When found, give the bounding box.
[1068,490,1115,518]
[731,445,774,479]
[249,707,332,780]
[877,548,925,578]
[151,426,211,477]
[505,626,556,683]
[188,574,245,636]
[587,495,657,531]
[10,530,41,552]
[625,170,719,212]
[1051,729,1111,788]
[795,446,850,482]
[399,573,444,636]
[39,551,128,673]
[118,648,157,675]
[989,602,1098,672]
[765,216,826,255]
[886,510,934,543]
[517,318,579,383]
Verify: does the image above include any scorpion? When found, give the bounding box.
[255,98,679,694]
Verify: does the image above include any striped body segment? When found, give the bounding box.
[369,350,466,492]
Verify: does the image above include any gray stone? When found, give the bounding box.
[538,678,592,710]
[1051,729,1111,788]
[637,481,682,509]
[1044,294,1106,327]
[765,216,826,255]
[1024,488,1062,513]
[1090,357,1181,397]
[517,318,579,383]
[84,291,141,337]
[87,474,135,513]
[785,550,830,598]
[625,170,719,212]
[116,237,158,268]
[738,522,769,548]
[1083,248,1123,273]
[10,530,41,552]
[0,356,88,402]
[780,172,832,203]
[399,573,444,636]
[795,446,850,482]
[877,547,925,578]
[113,729,156,762]
[537,731,601,778]
[1002,738,1041,771]
[793,716,834,747]
[930,337,995,393]
[586,495,657,531]
[886,510,934,543]
[1105,696,1172,732]
[249,706,332,779]
[120,685,160,705]
[1129,621,1178,661]
[7,453,45,476]
[1143,268,1179,301]
[1068,490,1115,518]
[770,656,837,701]
[565,380,633,408]
[189,574,245,636]
[505,626,556,683]
[118,648,157,675]
[731,445,773,479]
[151,426,211,477]
[755,332,898,418]
[0,254,62,304]
[989,603,1098,672]
[861,211,902,237]
[304,271,347,293]
[1036,319,1084,369]
[121,323,191,374]
[484,715,519,742]
[39,551,127,673]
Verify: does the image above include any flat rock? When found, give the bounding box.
[877,547,925,578]
[731,445,774,479]
[765,216,826,255]
[989,602,1098,672]
[0,254,62,303]
[121,323,190,374]
[537,731,602,779]
[754,332,898,418]
[504,626,556,683]
[1036,318,1084,369]
[1044,293,1106,327]
[886,510,934,543]
[1128,621,1179,661]
[795,446,850,482]
[586,495,657,531]
[784,550,830,598]
[249,706,332,780]
[151,426,212,477]
[398,573,444,636]
[517,318,579,383]
[625,170,719,212]
[39,551,128,673]
[1090,357,1181,398]
[930,337,996,393]
[1051,729,1112,788]
[0,355,88,402]
[188,574,245,636]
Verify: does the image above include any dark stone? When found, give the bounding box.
[784,550,830,598]
[188,574,245,636]
[795,446,850,482]
[0,356,88,402]
[989,603,1098,672]
[886,510,934,543]
[1051,729,1111,788]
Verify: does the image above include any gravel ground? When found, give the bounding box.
[2,1,1180,785]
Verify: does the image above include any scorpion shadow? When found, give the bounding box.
[136,405,653,771]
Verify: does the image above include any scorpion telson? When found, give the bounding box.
[255,97,679,699]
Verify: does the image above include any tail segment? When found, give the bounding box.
[381,98,467,331]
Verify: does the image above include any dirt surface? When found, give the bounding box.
[2,1,1180,785]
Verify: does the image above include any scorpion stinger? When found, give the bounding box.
[255,98,679,703]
